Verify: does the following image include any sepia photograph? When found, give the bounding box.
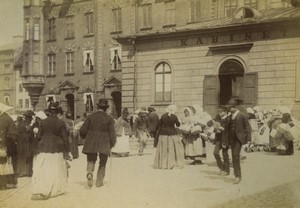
[0,0,300,207]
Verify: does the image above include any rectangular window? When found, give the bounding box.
[244,0,257,9]
[19,84,23,92]
[25,20,30,40]
[47,53,56,75]
[110,47,122,71]
[112,8,122,32]
[19,99,23,109]
[33,23,39,40]
[85,12,94,35]
[165,1,176,26]
[225,0,237,17]
[48,18,56,40]
[190,0,201,22]
[65,52,74,74]
[4,77,10,89]
[141,4,152,28]
[66,16,74,39]
[25,99,30,108]
[84,93,94,113]
[83,50,94,72]
[4,64,10,73]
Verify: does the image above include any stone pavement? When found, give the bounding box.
[0,147,300,208]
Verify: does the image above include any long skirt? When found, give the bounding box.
[182,134,202,157]
[32,153,67,197]
[154,135,184,169]
[111,135,130,156]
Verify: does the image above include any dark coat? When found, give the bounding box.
[0,113,17,157]
[227,112,251,145]
[37,115,70,154]
[158,113,180,136]
[80,111,116,154]
[148,111,159,132]
[214,114,229,146]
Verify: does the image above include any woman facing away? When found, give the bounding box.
[31,102,71,200]
[154,105,184,169]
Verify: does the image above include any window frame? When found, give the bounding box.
[65,51,74,74]
[154,62,172,103]
[110,47,122,71]
[47,53,56,76]
[4,77,10,90]
[65,15,75,39]
[19,99,23,109]
[33,22,40,41]
[25,99,30,109]
[140,4,152,29]
[164,1,176,27]
[83,50,94,73]
[244,0,258,9]
[112,7,122,33]
[189,0,201,23]
[85,12,94,35]
[48,18,56,41]
[224,0,238,17]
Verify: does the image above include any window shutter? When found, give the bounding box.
[243,72,257,106]
[203,75,219,118]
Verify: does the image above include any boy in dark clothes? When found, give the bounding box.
[213,106,230,176]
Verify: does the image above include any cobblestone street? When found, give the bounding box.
[0,147,300,208]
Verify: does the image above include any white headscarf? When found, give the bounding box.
[0,102,13,116]
[166,105,177,116]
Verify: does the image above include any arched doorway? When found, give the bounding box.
[111,91,121,118]
[65,94,74,120]
[219,59,244,105]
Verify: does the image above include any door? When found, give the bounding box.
[203,75,219,118]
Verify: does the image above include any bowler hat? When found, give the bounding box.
[226,98,239,107]
[97,98,109,108]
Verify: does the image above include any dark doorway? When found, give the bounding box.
[219,59,244,105]
[111,91,121,118]
[65,94,74,120]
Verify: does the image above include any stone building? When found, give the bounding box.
[22,0,124,119]
[0,37,30,115]
[115,0,300,118]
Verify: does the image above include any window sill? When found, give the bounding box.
[151,102,171,107]
[140,26,152,31]
[64,73,75,76]
[83,71,94,75]
[83,34,94,38]
[47,39,57,42]
[110,31,122,35]
[163,24,176,28]
[46,75,56,78]
[65,37,75,40]
[110,69,121,72]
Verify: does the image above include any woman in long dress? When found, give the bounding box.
[112,108,132,157]
[31,103,70,200]
[154,105,184,169]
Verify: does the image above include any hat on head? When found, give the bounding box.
[97,98,109,108]
[140,107,148,114]
[217,105,228,112]
[0,102,13,115]
[226,98,239,107]
[23,110,35,117]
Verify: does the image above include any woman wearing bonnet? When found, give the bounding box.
[154,105,184,169]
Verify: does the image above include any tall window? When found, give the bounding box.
[65,52,74,74]
[25,99,30,108]
[190,0,201,22]
[4,77,10,89]
[155,62,172,102]
[48,53,56,75]
[110,47,122,71]
[112,8,122,32]
[85,12,94,35]
[4,64,10,73]
[141,4,152,28]
[25,20,30,40]
[83,50,94,72]
[225,0,238,17]
[48,18,56,40]
[244,0,257,9]
[19,99,23,109]
[19,84,23,92]
[84,93,94,112]
[33,23,39,40]
[4,96,10,106]
[165,1,176,26]
[66,16,74,38]
[25,53,29,74]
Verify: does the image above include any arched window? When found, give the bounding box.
[155,62,171,102]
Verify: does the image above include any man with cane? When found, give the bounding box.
[80,98,116,188]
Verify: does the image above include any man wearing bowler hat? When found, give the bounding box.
[226,98,251,184]
[80,98,116,188]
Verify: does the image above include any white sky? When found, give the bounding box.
[0,0,23,46]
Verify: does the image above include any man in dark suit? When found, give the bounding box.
[226,98,251,184]
[148,107,159,148]
[80,98,116,188]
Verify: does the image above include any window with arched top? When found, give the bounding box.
[155,62,172,102]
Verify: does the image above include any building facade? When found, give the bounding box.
[22,0,124,119]
[0,37,30,115]
[115,0,300,118]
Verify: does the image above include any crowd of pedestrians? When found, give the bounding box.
[0,95,298,200]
